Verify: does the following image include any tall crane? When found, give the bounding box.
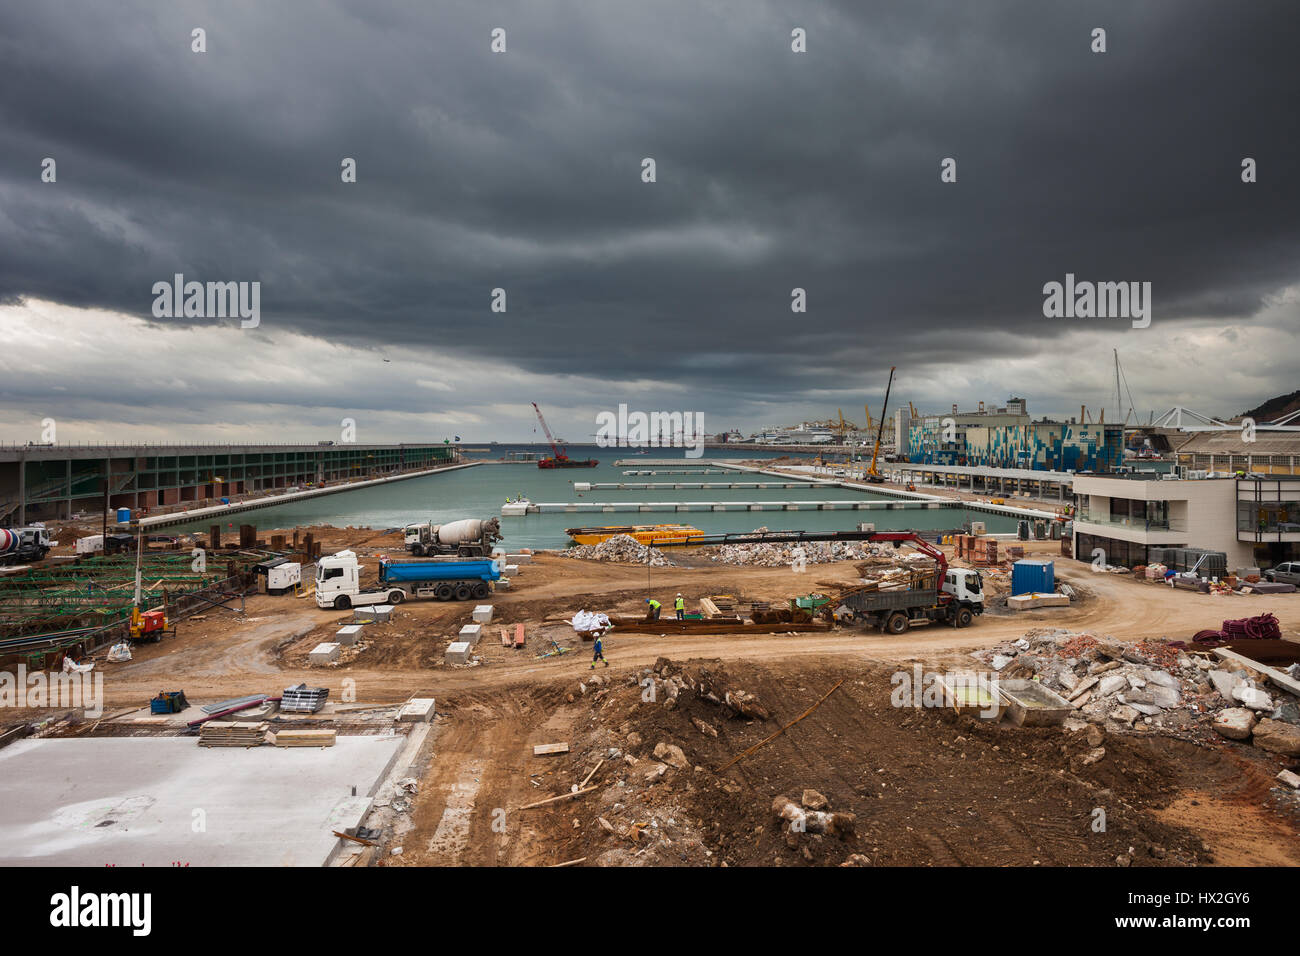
[866,366,896,483]
[531,402,598,469]
[531,402,566,461]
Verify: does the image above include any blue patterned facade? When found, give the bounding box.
[907,421,1124,472]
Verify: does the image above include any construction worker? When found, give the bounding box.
[645,597,662,620]
[674,593,685,620]
[591,633,609,668]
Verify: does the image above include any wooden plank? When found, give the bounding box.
[533,742,569,756]
[517,785,597,811]
[1213,646,1300,697]
[514,623,526,648]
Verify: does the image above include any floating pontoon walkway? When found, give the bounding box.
[507,499,950,514]
[576,481,820,491]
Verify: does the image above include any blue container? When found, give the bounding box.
[116,507,131,524]
[221,497,230,504]
[1011,559,1055,596]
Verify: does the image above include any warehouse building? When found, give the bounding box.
[0,442,458,525]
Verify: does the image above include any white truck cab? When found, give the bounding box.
[314,551,403,610]
[942,568,984,607]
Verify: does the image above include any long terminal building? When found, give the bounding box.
[0,442,458,525]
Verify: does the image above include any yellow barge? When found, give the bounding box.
[565,524,705,546]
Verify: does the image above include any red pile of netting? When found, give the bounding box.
[1187,612,1282,647]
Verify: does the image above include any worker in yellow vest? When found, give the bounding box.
[645,598,662,620]
[674,593,685,620]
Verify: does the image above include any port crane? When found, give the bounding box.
[865,366,896,483]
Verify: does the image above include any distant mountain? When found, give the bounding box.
[1242,389,1300,422]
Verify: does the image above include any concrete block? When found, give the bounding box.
[472,605,494,624]
[309,642,341,665]
[354,605,392,624]
[1007,593,1069,611]
[397,698,435,723]
[501,564,520,577]
[1208,669,1241,699]
[505,553,532,564]
[458,623,482,646]
[445,641,472,665]
[335,624,364,647]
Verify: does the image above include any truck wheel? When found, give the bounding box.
[473,581,490,599]
[454,583,472,601]
[413,544,425,557]
[436,583,454,601]
[886,612,909,635]
[459,546,473,557]
[388,590,405,604]
[956,607,974,628]
[333,596,351,610]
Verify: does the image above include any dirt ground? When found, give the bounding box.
[10,528,1300,867]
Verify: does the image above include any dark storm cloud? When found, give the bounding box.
[1,0,1298,433]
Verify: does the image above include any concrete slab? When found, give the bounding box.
[505,554,532,564]
[472,605,494,624]
[396,698,435,723]
[335,624,364,646]
[501,564,520,577]
[445,641,471,665]
[0,735,403,866]
[458,623,482,645]
[309,642,341,664]
[1007,593,1070,611]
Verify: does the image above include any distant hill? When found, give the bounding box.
[1242,390,1300,422]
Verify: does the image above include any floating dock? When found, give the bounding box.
[507,499,949,514]
[620,469,731,476]
[576,481,819,491]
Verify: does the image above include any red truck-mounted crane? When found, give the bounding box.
[531,402,598,469]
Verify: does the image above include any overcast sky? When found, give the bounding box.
[2,0,1297,444]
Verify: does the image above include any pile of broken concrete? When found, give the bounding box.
[971,628,1300,769]
[560,533,675,566]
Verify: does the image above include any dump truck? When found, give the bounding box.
[837,531,984,632]
[314,550,501,610]
[403,517,502,557]
[0,527,52,565]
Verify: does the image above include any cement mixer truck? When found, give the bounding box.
[0,527,52,566]
[403,517,502,557]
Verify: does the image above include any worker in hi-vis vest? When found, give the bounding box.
[646,598,662,620]
[674,593,685,620]
[591,633,609,669]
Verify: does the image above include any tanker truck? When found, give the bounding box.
[315,550,501,610]
[0,527,52,566]
[403,517,502,557]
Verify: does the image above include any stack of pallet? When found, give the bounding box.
[1005,546,1025,562]
[281,684,329,714]
[272,728,337,748]
[968,537,1000,567]
[198,721,268,748]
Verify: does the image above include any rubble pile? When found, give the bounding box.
[554,659,781,866]
[971,628,1300,758]
[705,539,927,568]
[560,533,674,566]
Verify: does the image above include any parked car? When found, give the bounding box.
[1263,562,1300,586]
